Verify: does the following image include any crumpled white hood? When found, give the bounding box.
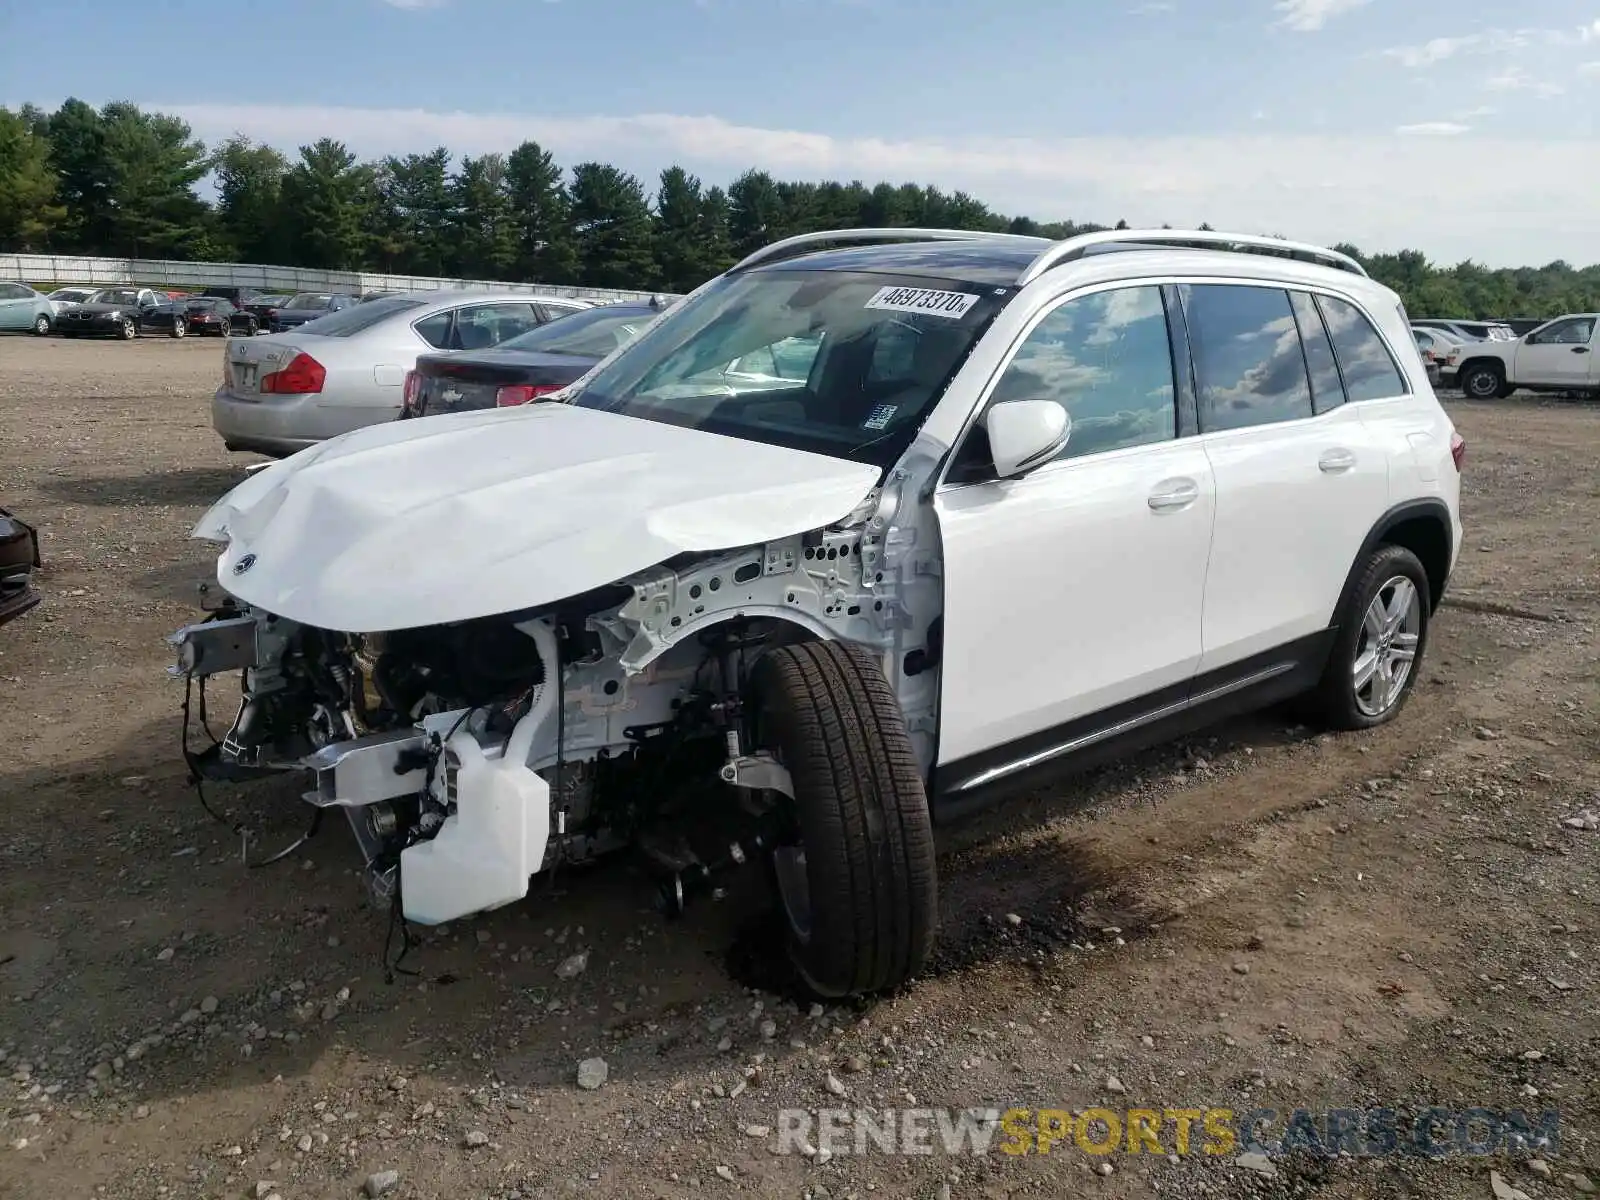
[195,404,879,632]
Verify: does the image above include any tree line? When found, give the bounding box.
[3,99,1599,317]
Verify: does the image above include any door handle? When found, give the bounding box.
[1571,346,1590,354]
[1318,448,1357,473]
[1147,477,1199,512]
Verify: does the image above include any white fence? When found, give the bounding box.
[0,252,673,304]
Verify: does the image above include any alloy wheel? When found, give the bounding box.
[1352,576,1422,717]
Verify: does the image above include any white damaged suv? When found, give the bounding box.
[170,228,1464,997]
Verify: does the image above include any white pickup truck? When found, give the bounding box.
[1453,313,1599,399]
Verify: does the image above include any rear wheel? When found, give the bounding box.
[119,318,137,340]
[750,641,937,998]
[31,314,50,336]
[1460,363,1503,400]
[170,319,186,339]
[1307,544,1430,730]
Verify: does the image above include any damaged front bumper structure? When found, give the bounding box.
[169,609,556,926]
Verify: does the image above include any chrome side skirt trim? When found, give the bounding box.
[950,660,1297,794]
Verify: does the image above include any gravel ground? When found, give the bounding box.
[0,333,1596,1200]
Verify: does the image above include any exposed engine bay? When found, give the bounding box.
[169,476,945,928]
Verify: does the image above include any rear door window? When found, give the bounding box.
[1315,295,1407,401]
[1289,291,1347,413]
[1181,284,1313,433]
[454,303,542,349]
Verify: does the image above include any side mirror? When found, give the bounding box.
[985,399,1072,479]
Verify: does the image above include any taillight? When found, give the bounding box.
[495,384,563,407]
[402,369,421,414]
[1450,432,1466,470]
[261,352,326,395]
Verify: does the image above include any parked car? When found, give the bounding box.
[0,282,55,335]
[213,291,596,454]
[358,290,405,303]
[185,297,252,337]
[269,293,358,332]
[1412,318,1515,343]
[44,286,98,314]
[54,287,168,338]
[200,286,269,309]
[172,226,1463,998]
[0,507,42,627]
[403,297,669,418]
[1411,326,1464,388]
[1453,313,1599,399]
[239,294,289,330]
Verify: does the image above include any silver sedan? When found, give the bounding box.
[211,290,594,456]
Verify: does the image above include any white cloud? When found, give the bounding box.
[1395,121,1470,136]
[1580,60,1600,75]
[154,101,1600,267]
[1381,30,1526,68]
[1486,67,1564,97]
[1273,0,1370,33]
[1128,2,1175,12]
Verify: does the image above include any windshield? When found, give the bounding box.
[498,306,653,358]
[570,269,1008,467]
[287,293,333,310]
[91,289,140,305]
[50,288,91,301]
[291,294,425,337]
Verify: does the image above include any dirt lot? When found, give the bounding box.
[0,333,1596,1200]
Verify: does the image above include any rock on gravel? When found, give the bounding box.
[1235,1151,1277,1177]
[555,951,589,979]
[364,1168,400,1196]
[576,1057,608,1090]
[463,1130,490,1148]
[1490,1171,1533,1200]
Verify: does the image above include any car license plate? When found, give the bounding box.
[235,363,258,390]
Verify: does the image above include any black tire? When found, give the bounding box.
[750,640,937,997]
[1459,362,1503,400]
[1307,544,1431,731]
[31,314,51,336]
[119,318,137,340]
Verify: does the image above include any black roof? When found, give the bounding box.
[748,239,1051,287]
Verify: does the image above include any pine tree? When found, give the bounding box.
[279,139,373,270]
[382,147,454,275]
[451,153,517,279]
[506,140,578,284]
[569,162,654,289]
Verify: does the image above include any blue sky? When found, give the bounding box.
[4,0,1599,265]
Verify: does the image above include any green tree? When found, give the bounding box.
[569,162,654,289]
[382,147,454,275]
[697,185,734,278]
[0,107,64,250]
[505,140,577,284]
[728,169,783,259]
[450,153,517,279]
[653,166,713,293]
[214,135,289,262]
[98,103,211,257]
[45,98,112,251]
[278,139,374,270]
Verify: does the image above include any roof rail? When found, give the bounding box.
[730,227,1049,273]
[1017,229,1367,286]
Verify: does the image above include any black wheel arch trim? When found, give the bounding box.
[1334,497,1453,620]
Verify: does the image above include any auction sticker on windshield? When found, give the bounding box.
[864,286,980,320]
